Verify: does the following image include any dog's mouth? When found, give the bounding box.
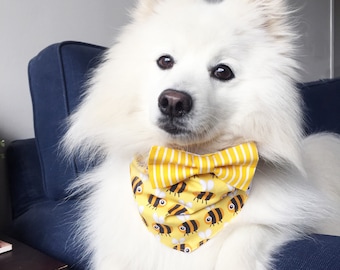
[157,117,227,154]
[157,118,192,136]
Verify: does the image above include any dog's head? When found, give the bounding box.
[64,0,303,169]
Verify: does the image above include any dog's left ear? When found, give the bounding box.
[131,0,162,20]
[249,0,288,16]
[249,0,293,38]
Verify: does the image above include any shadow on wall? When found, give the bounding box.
[0,139,11,231]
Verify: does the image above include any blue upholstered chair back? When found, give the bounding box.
[28,41,105,200]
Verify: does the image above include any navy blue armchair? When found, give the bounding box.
[6,41,340,269]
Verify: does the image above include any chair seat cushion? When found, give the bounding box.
[9,200,86,269]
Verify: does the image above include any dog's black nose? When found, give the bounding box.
[158,90,193,117]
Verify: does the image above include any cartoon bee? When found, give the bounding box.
[131,176,143,196]
[172,238,192,253]
[152,213,172,236]
[198,229,212,247]
[178,220,200,235]
[167,204,189,216]
[193,180,215,204]
[148,189,167,209]
[204,207,224,226]
[228,194,245,214]
[167,182,187,197]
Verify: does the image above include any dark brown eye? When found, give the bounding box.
[211,64,235,81]
[157,55,175,70]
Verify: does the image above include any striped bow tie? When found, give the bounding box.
[148,142,259,191]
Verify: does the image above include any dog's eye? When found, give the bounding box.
[211,64,235,81]
[157,55,175,70]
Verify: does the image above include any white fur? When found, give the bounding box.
[63,0,340,269]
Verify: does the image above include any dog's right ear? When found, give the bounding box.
[131,0,162,20]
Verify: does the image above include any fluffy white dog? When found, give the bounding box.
[64,0,340,269]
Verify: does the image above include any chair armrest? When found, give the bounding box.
[275,234,340,269]
[6,139,45,218]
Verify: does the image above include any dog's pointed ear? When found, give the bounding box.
[131,0,162,20]
[250,0,287,13]
[249,0,293,38]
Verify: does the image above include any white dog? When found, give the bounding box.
[63,0,340,269]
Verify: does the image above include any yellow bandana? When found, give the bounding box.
[130,142,258,253]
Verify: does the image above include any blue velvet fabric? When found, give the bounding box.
[275,235,340,269]
[10,200,85,269]
[6,41,340,269]
[28,41,105,200]
[300,78,340,135]
[6,139,44,219]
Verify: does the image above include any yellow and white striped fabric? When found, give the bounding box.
[148,142,258,191]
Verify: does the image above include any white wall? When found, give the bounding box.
[0,0,335,229]
[293,0,333,81]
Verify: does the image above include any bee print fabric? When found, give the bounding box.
[130,142,258,253]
